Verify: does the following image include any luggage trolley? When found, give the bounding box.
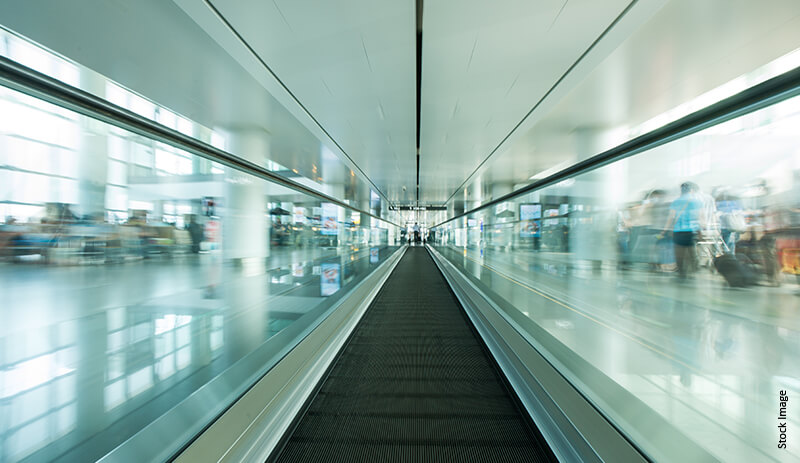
[696,231,725,270]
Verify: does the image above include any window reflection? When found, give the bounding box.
[0,25,402,463]
[0,321,78,461]
[432,93,800,461]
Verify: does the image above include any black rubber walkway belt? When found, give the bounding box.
[272,247,557,463]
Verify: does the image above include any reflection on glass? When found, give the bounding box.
[433,94,800,461]
[0,25,405,222]
[0,74,400,462]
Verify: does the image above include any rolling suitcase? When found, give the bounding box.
[713,253,757,287]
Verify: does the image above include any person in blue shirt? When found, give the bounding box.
[716,194,744,254]
[661,182,704,279]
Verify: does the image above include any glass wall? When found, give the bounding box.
[0,25,403,227]
[0,83,401,461]
[432,92,800,462]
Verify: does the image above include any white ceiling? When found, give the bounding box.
[450,0,800,214]
[418,0,633,203]
[2,0,799,221]
[208,0,417,203]
[0,0,400,214]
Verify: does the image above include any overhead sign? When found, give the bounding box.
[389,205,447,211]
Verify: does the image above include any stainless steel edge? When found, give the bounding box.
[426,245,648,463]
[175,245,408,463]
[94,245,406,463]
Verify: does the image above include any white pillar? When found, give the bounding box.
[222,129,271,360]
[77,72,108,219]
[224,129,269,268]
[568,128,623,270]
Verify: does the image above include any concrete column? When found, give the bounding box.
[152,201,163,223]
[568,128,626,270]
[76,72,108,219]
[490,182,512,202]
[223,128,269,268]
[191,315,212,368]
[74,312,107,440]
[222,129,271,363]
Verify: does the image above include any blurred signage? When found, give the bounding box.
[370,190,381,209]
[370,247,379,264]
[389,205,447,211]
[520,204,541,238]
[293,207,307,225]
[544,209,559,226]
[320,263,340,296]
[292,263,304,277]
[321,203,338,235]
[202,197,216,216]
[204,219,220,242]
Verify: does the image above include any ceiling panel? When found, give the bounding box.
[419,0,632,203]
[209,0,417,203]
[448,0,800,214]
[0,0,395,213]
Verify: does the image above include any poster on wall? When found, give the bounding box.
[202,197,216,216]
[520,204,542,237]
[320,263,340,296]
[321,202,338,235]
[292,262,304,278]
[293,207,307,225]
[544,208,559,226]
[370,247,379,264]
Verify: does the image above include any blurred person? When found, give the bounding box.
[627,195,651,259]
[634,190,674,271]
[616,206,633,270]
[413,222,420,244]
[648,190,676,272]
[569,205,613,274]
[697,186,718,235]
[715,190,745,254]
[661,182,704,279]
[187,214,204,253]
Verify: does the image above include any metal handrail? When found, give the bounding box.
[433,64,800,228]
[0,54,403,228]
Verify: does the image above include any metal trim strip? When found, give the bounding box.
[427,244,650,463]
[433,64,800,228]
[173,245,408,463]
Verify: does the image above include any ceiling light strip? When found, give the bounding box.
[415,0,424,207]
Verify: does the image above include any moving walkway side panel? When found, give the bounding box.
[171,247,407,463]
[270,247,556,463]
[426,245,713,463]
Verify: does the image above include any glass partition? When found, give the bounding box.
[432,91,800,462]
[0,81,401,462]
[0,25,403,225]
